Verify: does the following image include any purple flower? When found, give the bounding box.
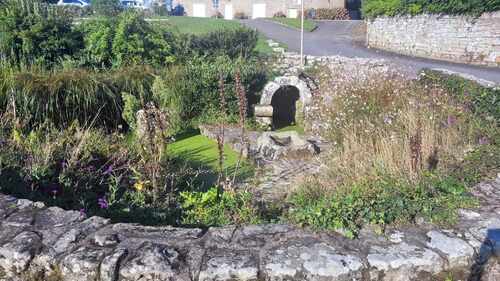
[479,136,490,145]
[97,197,109,209]
[79,208,87,218]
[103,165,114,176]
[447,115,457,127]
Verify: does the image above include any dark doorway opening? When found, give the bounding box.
[271,86,300,130]
[346,0,362,19]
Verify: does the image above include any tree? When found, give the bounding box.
[0,0,83,67]
[91,0,122,16]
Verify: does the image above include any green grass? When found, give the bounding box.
[168,131,253,182]
[268,18,317,32]
[159,16,242,35]
[154,16,283,55]
[276,124,305,135]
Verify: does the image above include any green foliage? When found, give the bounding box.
[180,187,261,226]
[90,0,122,16]
[112,11,175,66]
[153,56,267,133]
[0,0,83,67]
[420,69,500,123]
[81,12,175,67]
[179,27,258,59]
[121,92,142,130]
[287,174,476,238]
[0,65,155,128]
[362,0,500,18]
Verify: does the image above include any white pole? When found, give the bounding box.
[300,0,304,67]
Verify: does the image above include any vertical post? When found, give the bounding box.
[300,0,304,67]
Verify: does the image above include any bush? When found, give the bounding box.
[287,174,476,238]
[152,56,267,134]
[179,28,258,59]
[362,0,500,18]
[81,11,176,67]
[180,187,261,226]
[273,11,287,18]
[0,0,83,67]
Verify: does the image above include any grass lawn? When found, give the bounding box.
[153,16,281,55]
[268,18,317,32]
[168,131,253,187]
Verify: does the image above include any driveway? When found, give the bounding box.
[242,19,500,84]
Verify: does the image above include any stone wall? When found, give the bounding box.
[1,175,500,280]
[367,12,500,67]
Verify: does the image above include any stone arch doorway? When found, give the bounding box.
[254,76,312,130]
[271,86,300,129]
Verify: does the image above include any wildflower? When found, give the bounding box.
[97,197,109,209]
[479,136,490,145]
[446,115,457,127]
[103,165,114,176]
[134,181,144,192]
[79,208,87,218]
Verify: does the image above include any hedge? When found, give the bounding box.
[362,0,500,18]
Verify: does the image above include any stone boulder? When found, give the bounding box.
[256,131,319,160]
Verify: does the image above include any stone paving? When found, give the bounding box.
[0,175,499,280]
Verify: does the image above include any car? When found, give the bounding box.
[121,0,148,9]
[57,0,90,7]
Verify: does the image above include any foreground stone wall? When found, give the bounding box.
[0,176,499,280]
[367,12,500,67]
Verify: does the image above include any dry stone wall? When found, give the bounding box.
[1,175,500,281]
[367,12,500,67]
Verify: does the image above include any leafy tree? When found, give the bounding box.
[0,0,83,67]
[91,0,122,16]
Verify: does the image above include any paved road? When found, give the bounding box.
[242,19,500,84]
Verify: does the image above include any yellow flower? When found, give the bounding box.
[134,181,144,192]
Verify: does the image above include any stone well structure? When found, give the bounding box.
[255,76,312,129]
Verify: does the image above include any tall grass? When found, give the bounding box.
[0,65,155,129]
[315,71,486,188]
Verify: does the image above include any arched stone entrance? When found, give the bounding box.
[271,86,300,129]
[255,76,312,129]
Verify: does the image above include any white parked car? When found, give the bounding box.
[121,0,149,9]
[57,0,90,7]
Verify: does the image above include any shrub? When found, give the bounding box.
[273,11,287,18]
[287,174,476,238]
[152,56,267,134]
[180,27,258,59]
[362,0,500,18]
[81,11,176,67]
[180,187,261,226]
[0,0,83,67]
